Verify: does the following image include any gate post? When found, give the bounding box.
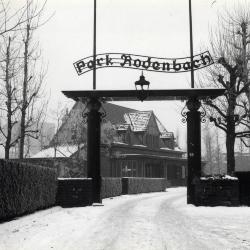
[86,97,102,204]
[186,97,201,204]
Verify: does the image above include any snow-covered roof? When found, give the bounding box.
[116,124,130,131]
[124,111,152,132]
[31,145,82,158]
[155,117,174,139]
[118,153,186,160]
[160,147,173,151]
[160,147,184,153]
[58,178,91,180]
[112,141,129,145]
[174,146,183,152]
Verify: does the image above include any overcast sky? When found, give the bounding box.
[15,0,246,149]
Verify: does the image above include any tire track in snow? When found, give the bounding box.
[80,193,168,250]
[155,194,225,250]
[2,188,248,250]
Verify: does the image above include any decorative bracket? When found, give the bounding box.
[81,98,107,124]
[181,103,188,123]
[200,104,207,123]
[181,98,207,123]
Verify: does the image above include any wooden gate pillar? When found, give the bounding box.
[186,97,201,204]
[86,97,102,204]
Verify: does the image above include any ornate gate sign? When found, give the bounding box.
[73,51,213,76]
[63,88,225,205]
[63,0,222,207]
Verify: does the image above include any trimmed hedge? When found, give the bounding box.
[195,178,239,206]
[0,160,57,221]
[101,178,122,199]
[56,177,167,207]
[122,177,167,194]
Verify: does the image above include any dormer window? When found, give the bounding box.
[138,133,144,145]
[119,132,126,143]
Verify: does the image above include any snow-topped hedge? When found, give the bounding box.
[0,160,57,221]
[195,175,239,206]
[200,175,238,181]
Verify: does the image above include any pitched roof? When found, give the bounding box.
[49,101,174,147]
[102,102,138,124]
[31,144,85,158]
[123,111,172,137]
[49,102,137,146]
[155,117,174,139]
[124,111,152,132]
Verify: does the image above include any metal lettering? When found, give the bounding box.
[120,54,132,67]
[105,55,113,66]
[73,51,214,76]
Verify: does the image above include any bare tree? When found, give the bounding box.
[200,5,250,175]
[0,34,22,159]
[0,0,51,158]
[0,0,29,36]
[18,0,51,159]
[0,0,38,159]
[202,123,225,176]
[49,103,68,158]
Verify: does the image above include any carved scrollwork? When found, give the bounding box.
[81,105,88,124]
[181,104,188,123]
[182,99,207,123]
[200,104,207,123]
[81,99,107,123]
[100,105,107,123]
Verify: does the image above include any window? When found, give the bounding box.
[132,161,137,177]
[181,166,186,179]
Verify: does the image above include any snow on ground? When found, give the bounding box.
[1,187,250,250]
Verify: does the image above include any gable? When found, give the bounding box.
[155,117,174,139]
[147,112,161,136]
[48,100,179,151]
[50,102,137,146]
[49,102,86,146]
[104,103,137,124]
[124,111,152,132]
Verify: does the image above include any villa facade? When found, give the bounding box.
[34,101,187,185]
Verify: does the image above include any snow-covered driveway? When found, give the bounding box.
[1,187,250,250]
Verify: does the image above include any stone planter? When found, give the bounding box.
[194,176,239,206]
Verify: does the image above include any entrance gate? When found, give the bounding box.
[63,88,225,205]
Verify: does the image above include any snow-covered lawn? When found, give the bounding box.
[1,187,250,250]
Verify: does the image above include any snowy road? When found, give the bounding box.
[1,187,250,250]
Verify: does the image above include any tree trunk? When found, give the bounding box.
[5,37,12,159]
[226,105,236,175]
[226,132,235,175]
[19,24,30,159]
[241,22,250,153]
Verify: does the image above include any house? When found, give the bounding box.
[33,102,187,185]
[0,121,55,158]
[219,152,250,174]
[235,152,250,172]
